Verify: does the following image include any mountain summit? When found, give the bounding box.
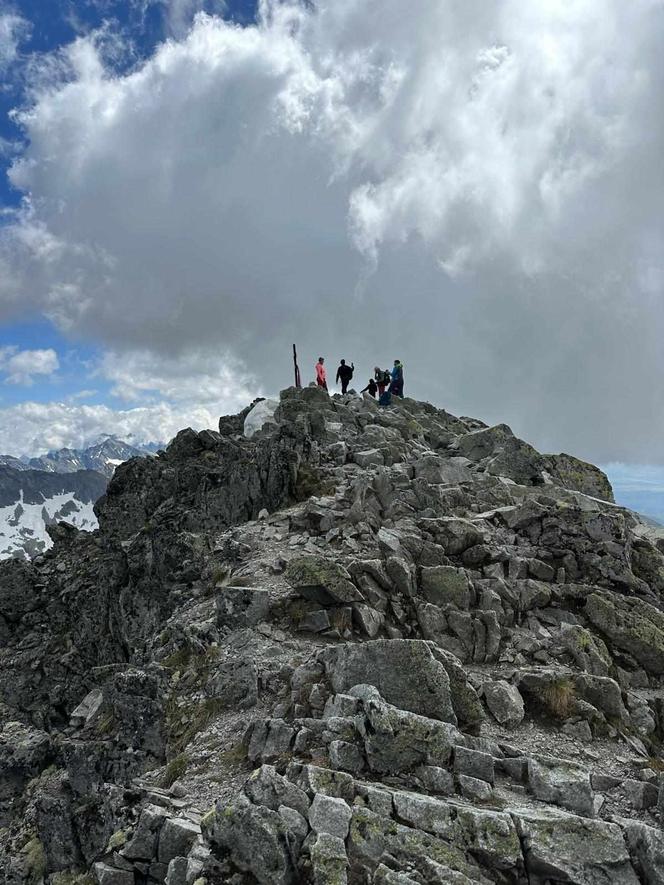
[1,387,663,883]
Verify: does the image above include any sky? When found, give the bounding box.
[0,1,663,488]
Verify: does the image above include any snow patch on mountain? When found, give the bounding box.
[0,490,98,561]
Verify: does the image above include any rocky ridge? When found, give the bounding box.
[2,387,664,884]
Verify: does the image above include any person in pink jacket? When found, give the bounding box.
[315,357,327,390]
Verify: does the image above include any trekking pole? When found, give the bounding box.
[293,344,302,388]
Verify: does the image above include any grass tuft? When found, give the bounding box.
[541,678,576,719]
[161,752,189,788]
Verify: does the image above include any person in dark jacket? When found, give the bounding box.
[389,359,404,397]
[361,378,378,398]
[336,359,355,394]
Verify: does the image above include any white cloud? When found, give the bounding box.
[0,346,260,455]
[164,0,227,37]
[0,10,26,72]
[0,399,228,456]
[99,347,259,405]
[0,1,663,461]
[0,346,59,385]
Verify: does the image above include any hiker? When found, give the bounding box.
[389,359,404,398]
[315,357,327,390]
[361,378,378,398]
[374,366,391,397]
[378,388,392,407]
[336,359,355,394]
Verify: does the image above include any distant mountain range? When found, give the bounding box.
[0,436,161,560]
[27,435,150,479]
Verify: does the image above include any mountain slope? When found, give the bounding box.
[1,387,664,884]
[0,466,107,560]
[0,454,30,471]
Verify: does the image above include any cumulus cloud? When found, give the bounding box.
[163,0,228,37]
[1,1,664,461]
[99,347,258,405]
[0,346,259,455]
[0,398,229,456]
[0,346,59,385]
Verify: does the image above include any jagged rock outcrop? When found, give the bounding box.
[1,387,663,885]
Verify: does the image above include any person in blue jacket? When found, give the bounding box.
[390,359,404,397]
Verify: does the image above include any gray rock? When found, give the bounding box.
[545,452,615,501]
[285,556,363,606]
[0,721,51,800]
[414,765,454,795]
[456,774,493,802]
[392,790,453,836]
[310,832,348,885]
[527,754,595,817]
[483,680,524,727]
[323,694,360,719]
[352,603,384,637]
[205,656,257,709]
[562,719,593,741]
[386,556,416,596]
[453,746,494,784]
[497,756,529,783]
[350,685,458,774]
[319,640,456,723]
[158,817,200,864]
[245,765,311,818]
[512,807,639,885]
[456,423,546,485]
[215,586,270,629]
[278,806,309,840]
[426,517,485,555]
[347,805,480,882]
[373,866,420,884]
[297,765,355,802]
[615,779,658,811]
[585,592,664,675]
[248,719,295,762]
[622,820,664,885]
[420,566,470,609]
[164,856,188,885]
[93,863,134,885]
[353,449,384,468]
[70,688,104,727]
[354,783,394,817]
[308,794,352,840]
[572,673,627,721]
[416,602,447,642]
[329,740,364,774]
[561,624,611,677]
[122,804,169,861]
[299,609,331,633]
[428,645,485,730]
[202,794,296,885]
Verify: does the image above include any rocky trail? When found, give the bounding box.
[2,386,664,884]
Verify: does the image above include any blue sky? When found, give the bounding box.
[0,0,662,476]
[0,0,256,208]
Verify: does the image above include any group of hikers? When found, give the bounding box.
[315,357,404,405]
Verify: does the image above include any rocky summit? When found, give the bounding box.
[2,386,664,885]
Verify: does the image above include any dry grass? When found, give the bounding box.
[161,752,189,787]
[541,678,576,719]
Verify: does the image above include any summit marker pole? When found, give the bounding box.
[293,344,301,388]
